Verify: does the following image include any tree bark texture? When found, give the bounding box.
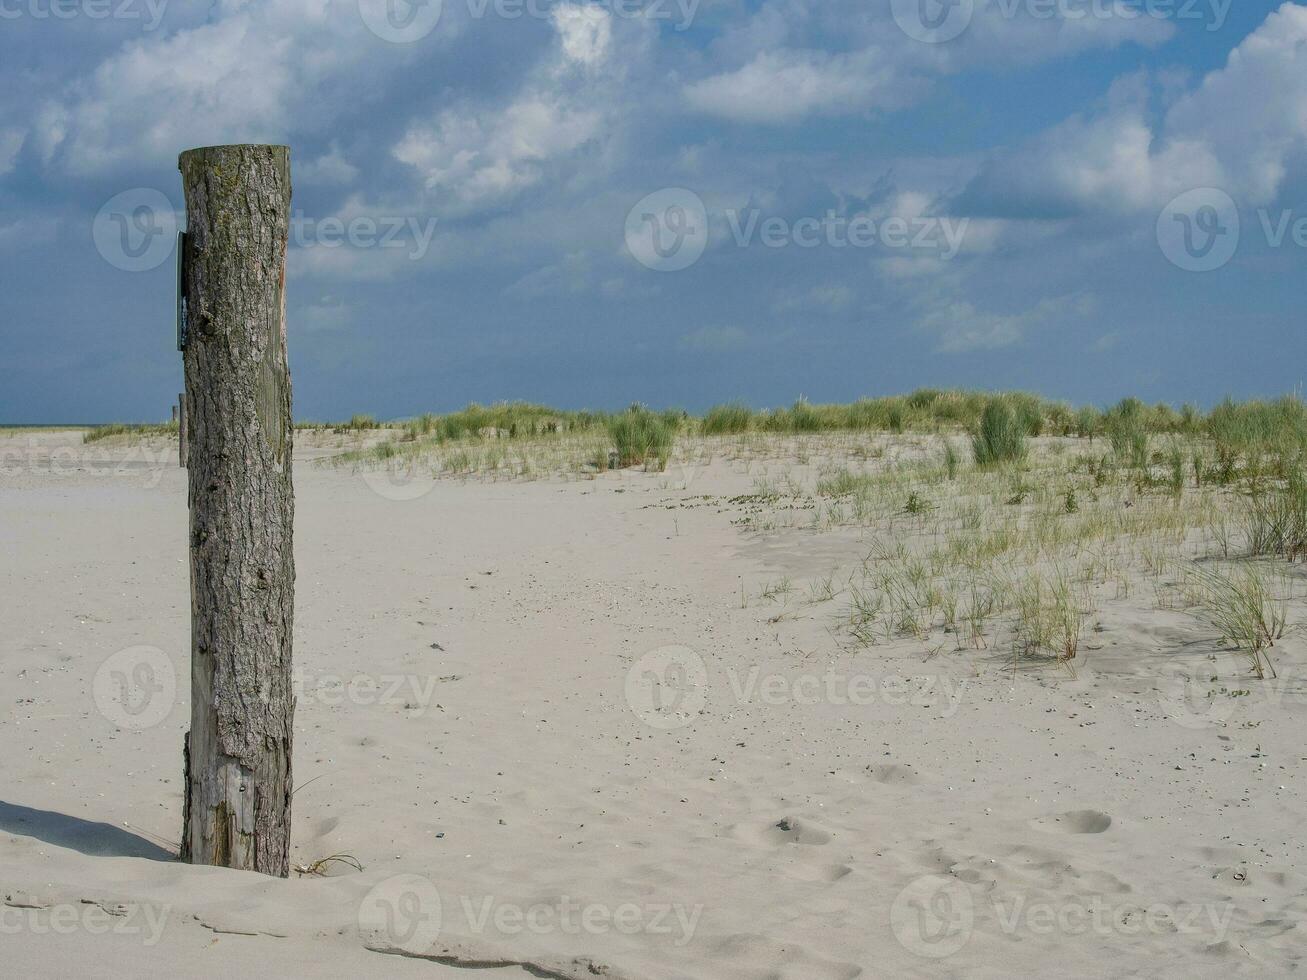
[178,144,294,877]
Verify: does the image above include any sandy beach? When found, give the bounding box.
[3,426,1304,978]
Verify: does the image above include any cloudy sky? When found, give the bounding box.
[2,0,1304,422]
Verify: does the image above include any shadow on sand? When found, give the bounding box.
[0,800,175,861]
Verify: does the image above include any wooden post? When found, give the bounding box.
[178,145,295,877]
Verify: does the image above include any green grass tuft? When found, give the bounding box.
[971,400,1028,467]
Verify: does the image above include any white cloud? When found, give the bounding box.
[922,293,1095,353]
[299,144,360,186]
[777,283,855,314]
[394,98,602,214]
[959,4,1307,216]
[0,128,24,176]
[683,48,922,124]
[551,3,612,68]
[1163,2,1307,204]
[680,0,1177,125]
[505,250,592,297]
[394,6,621,215]
[22,0,453,177]
[961,1,1177,62]
[298,296,354,334]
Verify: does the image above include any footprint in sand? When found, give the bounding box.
[311,816,341,838]
[763,816,834,846]
[1030,809,1112,834]
[786,862,854,883]
[732,815,834,848]
[865,763,922,786]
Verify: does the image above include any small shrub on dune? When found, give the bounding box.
[943,440,960,480]
[1105,398,1148,468]
[703,403,754,435]
[972,400,1028,467]
[1245,467,1307,561]
[1074,406,1101,442]
[607,405,675,470]
[83,422,178,444]
[787,399,824,433]
[341,414,378,432]
[1046,402,1075,436]
[1007,393,1046,437]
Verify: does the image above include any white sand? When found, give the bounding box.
[2,429,1304,978]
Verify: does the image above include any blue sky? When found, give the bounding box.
[1,0,1304,422]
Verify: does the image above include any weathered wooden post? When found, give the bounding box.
[178,144,295,877]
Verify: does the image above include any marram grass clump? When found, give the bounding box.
[971,401,1027,467]
[607,405,677,470]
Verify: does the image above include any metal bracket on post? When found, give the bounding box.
[175,231,188,352]
[176,231,188,466]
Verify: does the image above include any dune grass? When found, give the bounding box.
[1244,467,1307,561]
[1177,562,1292,678]
[82,421,179,443]
[971,400,1028,467]
[606,406,679,470]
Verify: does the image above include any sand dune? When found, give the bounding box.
[2,429,1304,978]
